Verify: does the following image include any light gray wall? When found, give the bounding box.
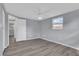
[26,19,41,40]
[0,4,3,56]
[40,10,79,49]
[14,18,26,41]
[14,18,41,41]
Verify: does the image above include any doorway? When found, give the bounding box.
[8,15,16,47]
[8,15,27,47]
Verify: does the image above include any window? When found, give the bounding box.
[52,17,63,30]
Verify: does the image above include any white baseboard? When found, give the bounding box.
[8,37,79,51]
[41,37,79,50]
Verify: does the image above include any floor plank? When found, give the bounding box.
[3,37,79,56]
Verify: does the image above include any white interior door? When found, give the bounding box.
[14,19,26,42]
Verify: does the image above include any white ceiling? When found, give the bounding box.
[4,3,79,20]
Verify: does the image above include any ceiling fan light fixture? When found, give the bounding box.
[38,16,43,20]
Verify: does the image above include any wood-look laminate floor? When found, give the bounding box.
[3,38,79,56]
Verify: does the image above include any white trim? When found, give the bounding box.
[2,5,9,53]
[2,7,5,51]
[8,15,9,48]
